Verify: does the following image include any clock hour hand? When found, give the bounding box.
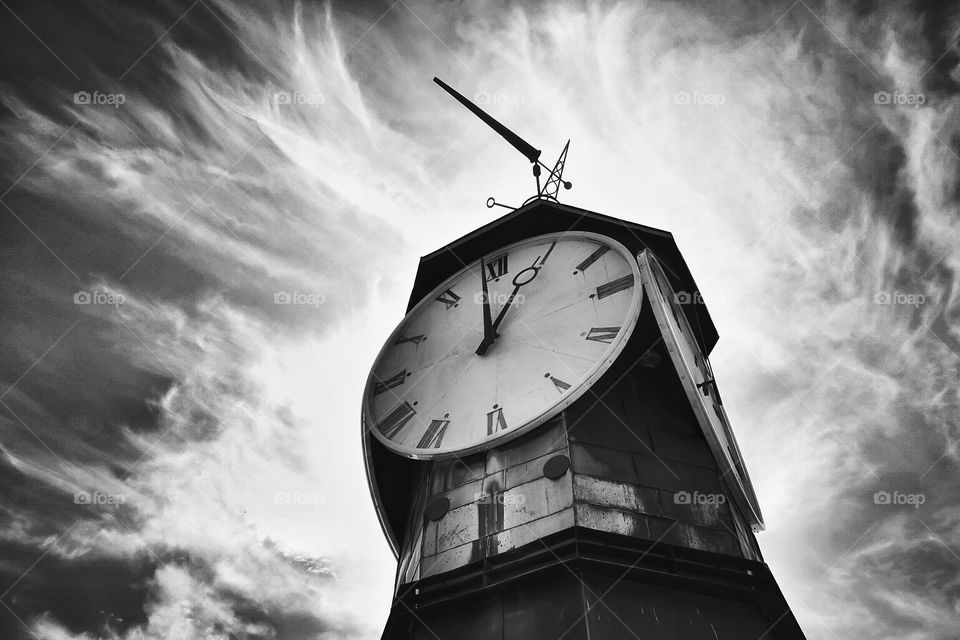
[476,256,497,355]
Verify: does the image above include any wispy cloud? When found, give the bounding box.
[0,1,958,639]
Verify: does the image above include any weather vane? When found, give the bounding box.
[433,77,572,211]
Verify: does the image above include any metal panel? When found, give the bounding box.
[566,395,654,455]
[621,390,700,437]
[486,415,565,473]
[573,474,660,514]
[434,502,481,553]
[569,442,637,484]
[582,572,780,639]
[502,473,574,529]
[649,428,717,468]
[502,574,589,640]
[420,540,479,579]
[659,488,734,530]
[575,503,649,538]
[430,454,485,495]
[491,508,575,555]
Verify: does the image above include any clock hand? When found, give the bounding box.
[490,254,541,333]
[476,256,496,356]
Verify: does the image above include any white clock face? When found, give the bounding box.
[363,232,643,459]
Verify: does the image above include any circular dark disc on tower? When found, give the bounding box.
[543,454,570,479]
[424,496,451,521]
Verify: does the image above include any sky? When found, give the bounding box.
[0,0,958,638]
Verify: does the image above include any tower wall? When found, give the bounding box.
[394,303,761,593]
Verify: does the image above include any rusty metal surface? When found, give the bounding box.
[402,416,573,584]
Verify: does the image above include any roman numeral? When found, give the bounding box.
[585,326,620,343]
[486,407,508,436]
[378,402,416,439]
[576,246,609,271]
[485,254,509,281]
[538,241,557,265]
[596,274,634,299]
[549,376,572,393]
[396,334,426,346]
[373,369,407,395]
[417,419,449,448]
[436,289,461,309]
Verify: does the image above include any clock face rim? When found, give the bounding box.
[362,231,644,460]
[636,250,765,530]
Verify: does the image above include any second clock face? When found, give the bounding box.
[363,231,643,459]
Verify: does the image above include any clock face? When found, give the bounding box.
[636,250,764,530]
[363,232,643,459]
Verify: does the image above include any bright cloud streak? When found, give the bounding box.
[0,1,958,639]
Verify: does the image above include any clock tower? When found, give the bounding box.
[360,81,806,640]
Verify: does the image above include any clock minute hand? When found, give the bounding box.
[490,255,542,334]
[476,256,496,356]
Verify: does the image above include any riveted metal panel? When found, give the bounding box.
[566,396,654,455]
[634,453,722,494]
[420,540,480,579]
[570,442,637,484]
[573,474,660,514]
[491,508,575,555]
[502,473,574,529]
[575,503,649,538]
[660,489,734,529]
[621,392,700,437]
[503,450,556,489]
[430,454,485,495]
[486,415,565,473]
[435,502,481,553]
[440,478,484,510]
[649,428,717,468]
